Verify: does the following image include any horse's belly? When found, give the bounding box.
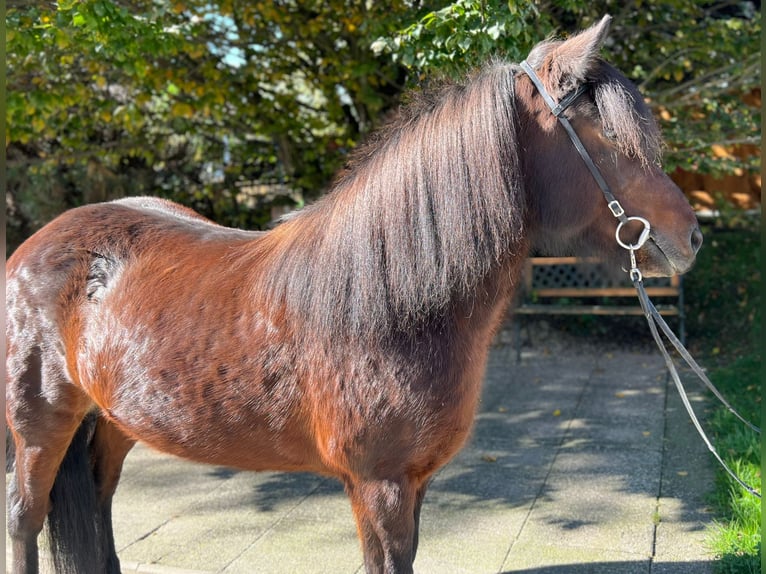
[102,388,324,473]
[78,350,325,473]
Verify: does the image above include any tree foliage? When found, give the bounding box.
[6,1,760,254]
[374,0,760,176]
[6,0,414,251]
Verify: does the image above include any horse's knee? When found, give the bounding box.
[7,510,45,547]
[7,477,49,542]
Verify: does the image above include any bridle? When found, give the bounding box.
[520,61,761,498]
[519,60,651,280]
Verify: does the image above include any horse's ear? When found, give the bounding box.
[530,15,612,94]
[555,15,611,79]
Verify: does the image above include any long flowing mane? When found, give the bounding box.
[256,62,526,339]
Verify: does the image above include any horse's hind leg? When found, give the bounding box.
[6,345,92,574]
[90,416,136,573]
[347,477,421,574]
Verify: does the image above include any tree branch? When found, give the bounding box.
[651,53,759,102]
[666,136,761,155]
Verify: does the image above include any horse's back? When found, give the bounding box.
[110,196,219,225]
[5,197,261,379]
[7,197,260,277]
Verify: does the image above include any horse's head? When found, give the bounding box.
[518,15,702,277]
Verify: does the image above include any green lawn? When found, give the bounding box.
[682,223,761,574]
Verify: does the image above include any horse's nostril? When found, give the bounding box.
[690,227,703,254]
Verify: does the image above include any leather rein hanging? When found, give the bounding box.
[519,61,761,499]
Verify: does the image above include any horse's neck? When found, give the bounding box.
[254,67,527,337]
[453,243,529,333]
[255,202,528,343]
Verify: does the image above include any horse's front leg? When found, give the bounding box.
[346,476,420,574]
[412,480,430,562]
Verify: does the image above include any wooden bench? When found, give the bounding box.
[512,256,684,361]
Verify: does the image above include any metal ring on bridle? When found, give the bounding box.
[615,216,651,251]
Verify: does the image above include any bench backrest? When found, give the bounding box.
[522,256,680,300]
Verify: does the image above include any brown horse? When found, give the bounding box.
[6,16,702,574]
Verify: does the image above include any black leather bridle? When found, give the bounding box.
[519,60,761,498]
[519,60,651,278]
[520,61,627,222]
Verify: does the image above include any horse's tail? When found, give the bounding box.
[46,412,105,574]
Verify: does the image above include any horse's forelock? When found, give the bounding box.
[592,64,664,167]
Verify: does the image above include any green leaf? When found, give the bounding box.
[487,22,503,40]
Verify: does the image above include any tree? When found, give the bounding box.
[374,0,760,180]
[6,0,418,252]
[6,1,759,254]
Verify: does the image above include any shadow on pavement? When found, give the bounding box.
[501,560,713,573]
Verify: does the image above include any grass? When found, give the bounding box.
[704,356,761,573]
[682,224,761,574]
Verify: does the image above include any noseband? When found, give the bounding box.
[520,61,761,498]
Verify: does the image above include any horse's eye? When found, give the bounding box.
[603,128,618,141]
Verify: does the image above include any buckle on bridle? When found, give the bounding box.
[551,84,589,117]
[607,200,625,218]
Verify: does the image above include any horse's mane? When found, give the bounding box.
[256,62,526,339]
[251,54,663,340]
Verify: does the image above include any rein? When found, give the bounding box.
[520,61,761,499]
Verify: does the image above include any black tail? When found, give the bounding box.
[46,412,105,574]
